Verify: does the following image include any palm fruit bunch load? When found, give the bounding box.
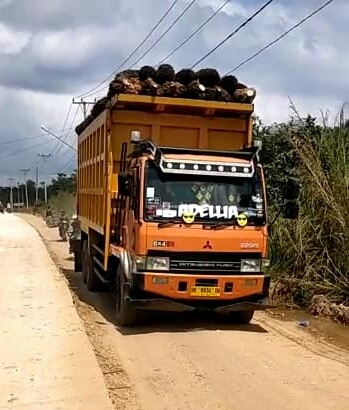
[75,63,256,135]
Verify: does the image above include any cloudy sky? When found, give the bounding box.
[0,0,347,185]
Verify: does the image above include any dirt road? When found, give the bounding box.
[0,212,113,410]
[21,214,349,410]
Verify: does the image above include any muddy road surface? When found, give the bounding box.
[21,214,349,410]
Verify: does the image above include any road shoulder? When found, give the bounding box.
[0,213,114,410]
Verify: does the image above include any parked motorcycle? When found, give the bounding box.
[45,215,54,227]
[68,216,81,254]
[68,215,82,272]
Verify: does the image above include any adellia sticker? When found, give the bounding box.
[178,204,239,219]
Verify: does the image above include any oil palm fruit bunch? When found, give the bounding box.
[154,64,175,85]
[140,77,159,96]
[158,81,187,98]
[174,69,197,86]
[196,68,220,87]
[233,86,257,103]
[107,69,141,98]
[186,79,206,100]
[90,97,108,118]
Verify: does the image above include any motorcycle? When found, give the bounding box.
[45,215,54,227]
[58,218,69,242]
[68,217,81,254]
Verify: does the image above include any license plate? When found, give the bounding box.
[190,286,221,297]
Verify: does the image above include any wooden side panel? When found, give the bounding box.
[77,112,107,234]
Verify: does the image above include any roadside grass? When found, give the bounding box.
[265,104,349,308]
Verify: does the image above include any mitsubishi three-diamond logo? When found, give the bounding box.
[203,240,212,249]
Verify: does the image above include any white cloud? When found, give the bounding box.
[0,0,348,182]
[0,23,30,54]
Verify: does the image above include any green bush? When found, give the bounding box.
[259,105,349,306]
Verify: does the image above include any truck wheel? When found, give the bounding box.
[115,266,137,326]
[74,250,82,272]
[86,246,101,292]
[229,310,254,324]
[81,241,88,284]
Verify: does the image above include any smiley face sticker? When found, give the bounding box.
[236,213,248,227]
[182,210,195,224]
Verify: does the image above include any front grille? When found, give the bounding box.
[147,251,261,275]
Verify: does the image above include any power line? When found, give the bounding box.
[77,0,197,99]
[56,153,77,173]
[190,0,275,69]
[111,0,179,73]
[52,105,80,158]
[131,0,197,68]
[0,140,48,161]
[51,101,73,156]
[72,98,96,119]
[157,0,231,65]
[225,0,336,74]
[40,126,76,153]
[75,0,180,99]
[0,129,73,147]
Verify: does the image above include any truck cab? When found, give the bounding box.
[112,136,271,325]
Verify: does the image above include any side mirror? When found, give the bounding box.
[118,172,132,196]
[284,177,300,201]
[282,200,299,220]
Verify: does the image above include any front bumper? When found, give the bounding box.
[125,295,273,313]
[127,271,274,312]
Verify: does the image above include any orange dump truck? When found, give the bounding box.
[74,93,295,326]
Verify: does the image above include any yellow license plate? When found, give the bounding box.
[190,286,221,297]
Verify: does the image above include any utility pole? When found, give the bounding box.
[20,168,30,209]
[17,182,20,204]
[7,177,15,211]
[35,166,39,203]
[72,98,96,120]
[38,153,51,203]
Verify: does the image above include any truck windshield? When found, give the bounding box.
[143,161,265,225]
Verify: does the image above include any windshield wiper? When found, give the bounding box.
[157,221,178,228]
[202,222,236,230]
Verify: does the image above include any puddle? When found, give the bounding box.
[270,308,349,352]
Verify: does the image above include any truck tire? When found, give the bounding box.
[74,250,82,272]
[86,246,101,292]
[81,241,88,284]
[229,310,254,324]
[115,265,137,326]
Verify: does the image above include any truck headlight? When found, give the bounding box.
[241,259,261,272]
[262,259,270,270]
[133,255,146,271]
[146,256,170,271]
